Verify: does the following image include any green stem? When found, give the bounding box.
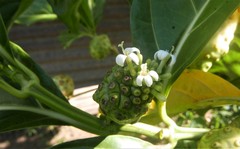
[173,126,209,140]
[126,57,136,77]
[27,83,117,135]
[15,59,39,83]
[0,78,28,98]
[0,45,16,66]
[156,100,209,141]
[156,55,171,74]
[120,122,161,139]
[157,101,177,127]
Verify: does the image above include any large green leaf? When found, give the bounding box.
[131,0,240,95]
[0,88,67,133]
[0,16,66,100]
[131,0,204,59]
[0,14,69,132]
[0,15,12,55]
[51,135,155,149]
[48,0,106,47]
[10,42,67,100]
[0,0,33,29]
[15,0,57,25]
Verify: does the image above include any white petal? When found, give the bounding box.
[143,75,153,87]
[169,54,176,66]
[154,50,169,60]
[136,75,144,86]
[125,47,140,54]
[149,70,159,81]
[128,53,139,65]
[116,54,127,67]
[154,52,158,60]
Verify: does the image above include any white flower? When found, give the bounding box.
[154,50,176,66]
[136,63,159,87]
[116,47,140,67]
[154,50,169,60]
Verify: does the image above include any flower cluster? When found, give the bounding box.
[93,42,176,124]
[115,42,162,87]
[115,44,175,88]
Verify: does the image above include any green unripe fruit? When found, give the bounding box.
[122,75,133,85]
[131,87,141,96]
[143,88,151,94]
[198,126,240,149]
[89,34,114,60]
[132,97,141,105]
[93,65,156,124]
[141,94,149,101]
[53,74,74,99]
[120,84,130,95]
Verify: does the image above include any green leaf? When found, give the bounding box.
[96,135,155,149]
[51,135,155,149]
[50,136,106,149]
[48,0,106,47]
[48,0,83,32]
[0,88,66,133]
[0,15,12,54]
[0,110,66,133]
[15,0,57,25]
[0,16,69,132]
[91,0,106,26]
[0,16,65,100]
[10,42,67,100]
[131,0,204,59]
[131,0,240,94]
[0,0,33,29]
[166,1,240,92]
[166,69,240,116]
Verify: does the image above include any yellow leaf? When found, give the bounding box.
[166,69,240,116]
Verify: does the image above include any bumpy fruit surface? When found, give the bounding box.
[93,65,160,124]
[198,126,240,149]
[53,74,74,99]
[89,34,115,60]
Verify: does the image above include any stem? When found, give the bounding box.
[0,45,16,66]
[174,126,209,140]
[157,101,177,127]
[151,89,166,101]
[27,83,117,135]
[156,55,171,74]
[120,122,161,139]
[0,78,28,99]
[126,57,136,77]
[156,100,209,141]
[15,59,39,83]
